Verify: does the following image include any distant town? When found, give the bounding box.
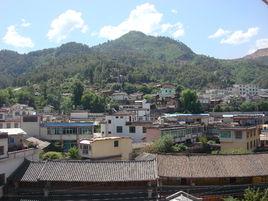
[1,82,268,200]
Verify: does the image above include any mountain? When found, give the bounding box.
[244,48,268,66]
[0,31,268,89]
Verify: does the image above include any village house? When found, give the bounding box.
[215,113,264,151]
[158,83,176,99]
[39,122,95,150]
[100,111,152,142]
[0,130,46,199]
[157,154,268,200]
[146,124,205,143]
[232,84,259,97]
[7,159,158,200]
[78,136,132,160]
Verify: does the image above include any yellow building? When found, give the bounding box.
[79,136,132,160]
[219,126,261,152]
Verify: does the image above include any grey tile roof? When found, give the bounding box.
[19,159,158,182]
[157,154,268,178]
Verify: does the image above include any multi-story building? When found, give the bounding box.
[79,136,132,160]
[232,84,259,96]
[146,124,205,143]
[0,130,42,198]
[218,113,264,152]
[158,83,176,99]
[40,122,95,150]
[100,111,152,142]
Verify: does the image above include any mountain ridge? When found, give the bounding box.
[0,31,268,89]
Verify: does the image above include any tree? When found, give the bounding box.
[180,89,202,113]
[0,90,9,107]
[81,91,107,112]
[153,135,174,153]
[240,101,257,112]
[173,143,187,152]
[68,147,80,159]
[72,81,84,108]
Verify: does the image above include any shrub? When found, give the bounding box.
[42,151,63,160]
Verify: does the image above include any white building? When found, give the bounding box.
[0,131,42,198]
[110,92,129,102]
[119,99,151,121]
[100,111,151,142]
[232,84,259,96]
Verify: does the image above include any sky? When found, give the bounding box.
[0,0,268,59]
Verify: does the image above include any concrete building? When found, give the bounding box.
[158,83,176,99]
[40,122,95,150]
[79,136,132,160]
[0,131,43,198]
[110,92,129,102]
[146,125,205,143]
[219,125,261,152]
[100,111,152,142]
[232,84,259,97]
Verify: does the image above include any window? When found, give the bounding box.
[220,131,231,138]
[114,140,119,147]
[235,131,242,139]
[8,137,15,144]
[129,126,136,133]
[6,123,11,128]
[108,120,111,124]
[108,131,111,134]
[247,142,249,150]
[0,146,4,155]
[0,174,5,186]
[116,126,123,133]
[143,127,147,133]
[0,114,3,119]
[14,123,19,128]
[0,123,2,128]
[116,116,119,119]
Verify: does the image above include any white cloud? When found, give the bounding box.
[208,28,229,39]
[248,38,268,54]
[47,9,88,43]
[99,3,184,40]
[20,19,31,27]
[2,25,34,48]
[171,9,178,14]
[161,23,184,38]
[220,27,259,45]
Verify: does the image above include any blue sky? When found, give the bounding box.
[0,0,268,59]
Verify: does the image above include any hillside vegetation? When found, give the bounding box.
[0,31,268,89]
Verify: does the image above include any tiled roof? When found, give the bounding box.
[18,159,158,182]
[157,154,268,178]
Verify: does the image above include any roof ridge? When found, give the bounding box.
[37,160,47,181]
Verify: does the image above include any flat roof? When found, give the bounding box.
[163,113,209,118]
[43,122,95,127]
[0,128,26,135]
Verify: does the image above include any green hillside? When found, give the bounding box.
[0,31,268,89]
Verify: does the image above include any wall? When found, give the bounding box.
[146,128,161,142]
[0,138,8,159]
[91,138,132,160]
[220,127,261,152]
[0,148,40,197]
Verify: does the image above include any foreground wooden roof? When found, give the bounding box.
[157,154,268,178]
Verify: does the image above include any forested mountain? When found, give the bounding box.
[244,48,268,66]
[0,31,268,89]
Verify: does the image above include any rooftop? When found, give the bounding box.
[0,128,26,135]
[14,159,158,183]
[43,122,95,127]
[157,154,268,178]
